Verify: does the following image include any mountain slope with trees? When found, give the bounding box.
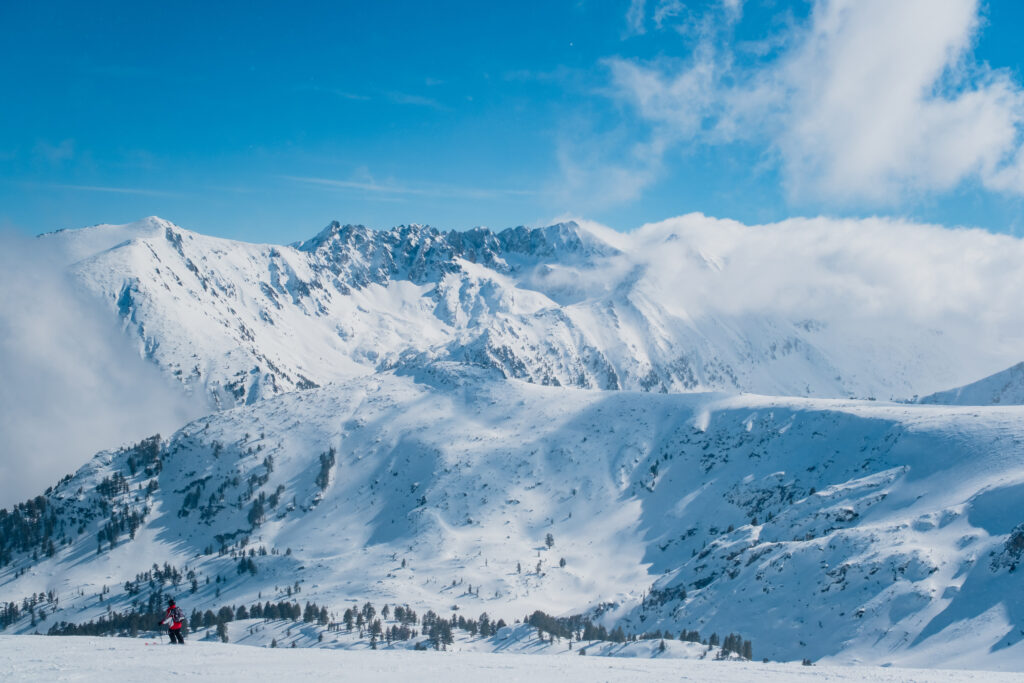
[2,365,1023,668]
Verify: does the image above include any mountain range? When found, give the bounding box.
[2,215,1023,669]
[43,215,1024,406]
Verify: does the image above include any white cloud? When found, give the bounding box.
[550,111,672,210]
[653,0,685,29]
[604,0,1024,204]
[613,212,1024,391]
[607,47,723,142]
[721,0,744,17]
[33,139,75,164]
[0,232,206,508]
[624,0,647,37]
[626,212,1024,328]
[283,175,535,200]
[386,91,449,111]
[778,0,1024,201]
[29,182,181,197]
[554,141,662,208]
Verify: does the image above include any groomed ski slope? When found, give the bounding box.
[0,635,1016,683]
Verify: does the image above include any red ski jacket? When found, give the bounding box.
[163,605,184,630]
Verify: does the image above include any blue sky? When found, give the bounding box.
[2,0,1024,242]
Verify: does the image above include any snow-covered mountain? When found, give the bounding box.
[3,365,1023,668]
[40,215,1024,406]
[6,214,1024,670]
[920,362,1024,405]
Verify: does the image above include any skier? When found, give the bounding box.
[159,598,186,644]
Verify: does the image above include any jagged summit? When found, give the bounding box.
[295,219,615,270]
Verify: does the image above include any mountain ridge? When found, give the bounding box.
[920,362,1024,406]
[39,214,1024,406]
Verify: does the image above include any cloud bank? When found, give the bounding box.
[604,0,1024,204]
[0,232,206,509]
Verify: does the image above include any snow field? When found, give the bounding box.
[0,635,1018,682]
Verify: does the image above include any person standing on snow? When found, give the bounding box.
[160,598,186,644]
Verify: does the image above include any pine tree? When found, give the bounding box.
[361,601,375,623]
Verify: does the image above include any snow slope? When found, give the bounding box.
[920,362,1024,405]
[38,214,1024,405]
[4,635,1015,683]
[9,213,1024,672]
[3,366,1023,669]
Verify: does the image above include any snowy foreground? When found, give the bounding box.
[0,636,1016,683]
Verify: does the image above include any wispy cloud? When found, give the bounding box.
[553,121,665,209]
[386,91,449,110]
[28,182,182,197]
[601,0,1024,205]
[624,0,647,37]
[653,0,686,29]
[294,83,371,101]
[294,84,447,109]
[33,139,75,164]
[282,175,534,200]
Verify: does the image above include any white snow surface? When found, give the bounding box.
[2,635,1014,683]
[3,366,1024,670]
[921,362,1024,405]
[37,214,1024,405]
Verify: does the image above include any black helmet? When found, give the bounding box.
[168,598,176,606]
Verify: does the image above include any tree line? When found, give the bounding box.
[526,610,754,659]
